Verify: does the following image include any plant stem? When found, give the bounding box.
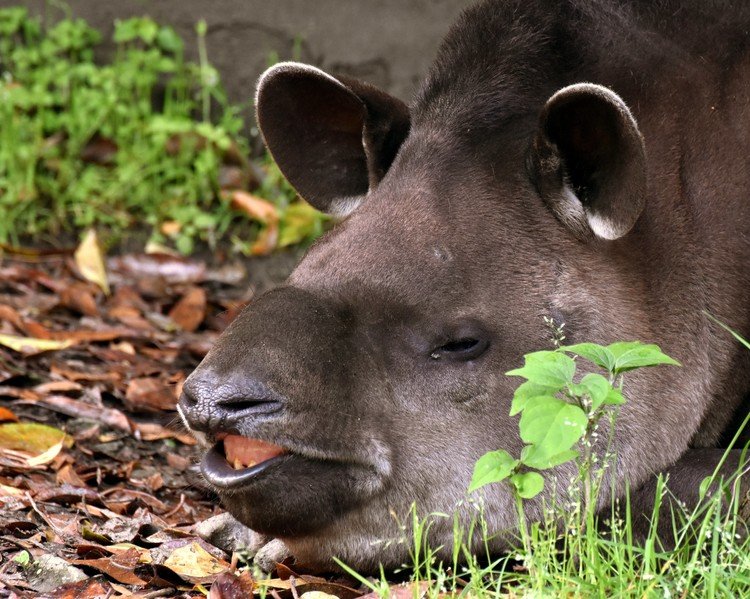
[514,491,535,577]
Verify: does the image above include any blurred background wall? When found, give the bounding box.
[9,0,473,107]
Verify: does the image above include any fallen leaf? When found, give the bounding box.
[160,221,182,236]
[230,191,279,255]
[0,422,73,454]
[0,483,25,497]
[56,464,87,487]
[0,333,73,355]
[34,380,83,395]
[126,377,178,412]
[47,578,114,599]
[163,541,229,581]
[108,253,206,285]
[209,570,255,598]
[74,229,110,295]
[0,304,26,333]
[168,286,207,332]
[133,421,196,444]
[0,406,19,422]
[26,439,65,466]
[59,281,99,316]
[40,395,132,432]
[73,547,147,585]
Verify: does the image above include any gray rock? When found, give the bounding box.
[26,554,87,593]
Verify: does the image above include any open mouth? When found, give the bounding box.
[201,434,288,488]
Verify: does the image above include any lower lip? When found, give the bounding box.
[201,443,287,489]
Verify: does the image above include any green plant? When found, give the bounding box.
[469,340,680,565]
[0,6,325,253]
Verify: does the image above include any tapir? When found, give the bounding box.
[179,0,750,571]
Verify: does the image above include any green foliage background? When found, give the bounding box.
[0,7,326,253]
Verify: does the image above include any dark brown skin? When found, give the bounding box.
[179,0,750,571]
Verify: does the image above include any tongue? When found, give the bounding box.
[223,435,285,470]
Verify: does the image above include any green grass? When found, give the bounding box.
[333,463,750,598]
[0,6,326,254]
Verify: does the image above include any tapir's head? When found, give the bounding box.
[179,50,650,570]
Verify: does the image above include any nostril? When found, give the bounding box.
[179,368,285,433]
[217,397,282,414]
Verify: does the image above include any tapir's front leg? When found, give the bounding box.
[626,448,749,546]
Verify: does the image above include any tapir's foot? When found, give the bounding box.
[253,538,293,572]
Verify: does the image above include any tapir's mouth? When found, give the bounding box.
[202,434,289,488]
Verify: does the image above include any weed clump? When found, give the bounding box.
[0,7,326,253]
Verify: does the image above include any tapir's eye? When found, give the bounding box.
[429,337,489,362]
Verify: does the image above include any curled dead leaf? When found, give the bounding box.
[168,286,207,332]
[230,191,280,255]
[74,229,110,295]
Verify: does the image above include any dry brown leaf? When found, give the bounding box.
[126,377,178,412]
[46,577,113,599]
[73,547,147,585]
[230,191,280,255]
[59,281,99,316]
[34,380,83,395]
[56,464,87,487]
[133,422,196,445]
[74,229,110,295]
[168,286,207,332]
[209,570,255,598]
[0,304,26,333]
[160,220,182,236]
[40,395,132,432]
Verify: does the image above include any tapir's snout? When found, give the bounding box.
[178,285,394,540]
[179,369,285,436]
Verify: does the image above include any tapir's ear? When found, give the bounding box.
[256,62,410,215]
[529,83,646,241]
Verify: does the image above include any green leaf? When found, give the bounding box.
[520,445,579,470]
[561,343,615,372]
[469,450,519,492]
[604,387,625,405]
[157,26,183,53]
[510,471,545,499]
[608,342,680,374]
[519,397,587,458]
[506,351,576,390]
[577,373,612,411]
[509,380,559,416]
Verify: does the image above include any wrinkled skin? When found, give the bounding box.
[180,0,750,572]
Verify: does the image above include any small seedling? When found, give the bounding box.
[469,340,680,559]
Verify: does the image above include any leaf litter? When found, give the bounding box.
[0,239,425,598]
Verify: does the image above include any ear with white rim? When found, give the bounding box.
[529,83,647,241]
[255,62,410,216]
